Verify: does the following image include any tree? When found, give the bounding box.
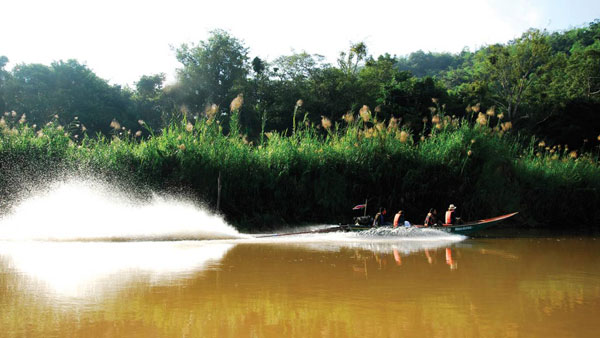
[0,55,10,112]
[175,30,249,114]
[3,60,133,134]
[338,42,367,76]
[271,52,327,81]
[477,29,552,120]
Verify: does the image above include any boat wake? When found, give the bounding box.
[246,225,466,254]
[0,179,248,241]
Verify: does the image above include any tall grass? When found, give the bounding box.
[0,109,598,231]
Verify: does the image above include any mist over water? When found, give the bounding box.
[0,179,247,241]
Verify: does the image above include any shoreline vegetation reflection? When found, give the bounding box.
[1,237,598,337]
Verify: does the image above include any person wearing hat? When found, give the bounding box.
[445,204,458,225]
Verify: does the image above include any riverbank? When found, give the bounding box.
[0,112,598,231]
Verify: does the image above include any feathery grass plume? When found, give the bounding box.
[359,105,371,122]
[180,105,189,116]
[597,135,600,141]
[501,121,512,131]
[321,116,332,130]
[186,122,194,132]
[292,99,303,134]
[342,112,354,124]
[389,117,399,130]
[0,117,5,128]
[431,115,440,124]
[428,107,437,113]
[135,130,142,137]
[476,113,487,126]
[420,135,425,141]
[265,132,273,139]
[435,123,442,130]
[431,98,439,104]
[422,117,428,123]
[205,104,218,121]
[230,94,244,112]
[19,114,26,124]
[138,119,145,126]
[11,111,17,117]
[178,144,186,151]
[538,141,546,148]
[486,106,495,117]
[374,105,381,113]
[467,150,473,156]
[398,130,409,143]
[497,113,504,120]
[569,151,577,159]
[3,112,8,116]
[110,119,121,130]
[375,121,385,132]
[472,103,481,113]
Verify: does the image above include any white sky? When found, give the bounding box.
[2,0,599,86]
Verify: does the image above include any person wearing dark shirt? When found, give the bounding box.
[424,208,439,227]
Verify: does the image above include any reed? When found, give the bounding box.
[0,107,598,231]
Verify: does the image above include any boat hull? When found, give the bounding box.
[342,212,518,235]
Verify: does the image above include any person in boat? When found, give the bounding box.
[393,210,404,228]
[423,208,439,227]
[373,208,383,227]
[445,204,461,225]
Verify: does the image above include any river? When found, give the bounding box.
[1,234,598,337]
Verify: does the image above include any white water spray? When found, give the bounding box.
[0,179,247,241]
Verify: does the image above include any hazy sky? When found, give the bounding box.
[3,0,599,86]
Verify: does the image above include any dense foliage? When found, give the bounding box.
[1,21,598,147]
[0,22,599,230]
[1,108,598,230]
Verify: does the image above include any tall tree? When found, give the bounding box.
[175,30,249,114]
[338,42,367,76]
[0,56,10,113]
[477,29,552,120]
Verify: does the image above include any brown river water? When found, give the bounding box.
[1,232,599,338]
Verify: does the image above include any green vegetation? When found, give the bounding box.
[1,106,598,230]
[0,22,599,230]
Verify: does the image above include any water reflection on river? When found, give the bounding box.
[1,236,599,337]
